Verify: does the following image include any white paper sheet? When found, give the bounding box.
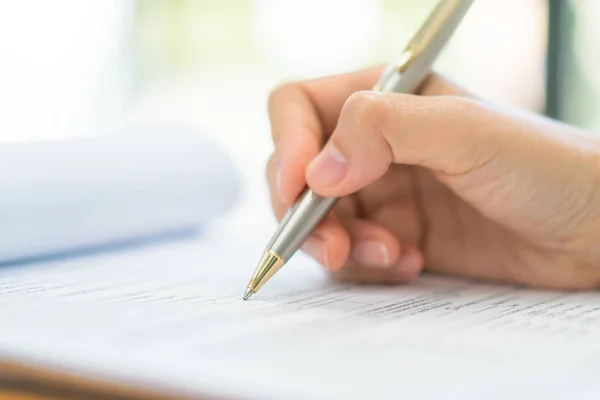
[1,236,600,399]
[0,127,239,263]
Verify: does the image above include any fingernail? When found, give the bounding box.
[302,236,329,269]
[392,252,421,278]
[352,240,390,268]
[306,143,347,187]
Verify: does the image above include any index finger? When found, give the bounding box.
[267,66,384,204]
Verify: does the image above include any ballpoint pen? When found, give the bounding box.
[243,0,475,300]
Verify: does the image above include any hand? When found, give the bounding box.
[266,66,600,289]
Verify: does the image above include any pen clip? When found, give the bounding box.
[372,48,415,92]
[372,0,472,93]
[408,0,463,57]
[395,48,415,74]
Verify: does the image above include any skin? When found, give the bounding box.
[266,66,600,290]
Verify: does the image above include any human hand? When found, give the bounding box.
[266,66,600,289]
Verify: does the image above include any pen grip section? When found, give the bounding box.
[267,190,338,261]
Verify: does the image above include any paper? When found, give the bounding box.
[0,127,239,264]
[2,237,600,399]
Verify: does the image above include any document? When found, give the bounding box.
[1,236,600,399]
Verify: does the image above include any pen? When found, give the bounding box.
[243,0,475,300]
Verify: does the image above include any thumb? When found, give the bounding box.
[305,90,502,197]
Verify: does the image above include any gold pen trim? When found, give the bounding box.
[395,49,415,74]
[394,0,466,75]
[374,0,466,92]
[409,0,462,54]
[246,250,285,294]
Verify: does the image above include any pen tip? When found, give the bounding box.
[243,288,254,301]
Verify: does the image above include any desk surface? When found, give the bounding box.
[0,359,191,400]
[0,388,64,400]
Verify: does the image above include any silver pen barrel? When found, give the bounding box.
[267,191,337,261]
